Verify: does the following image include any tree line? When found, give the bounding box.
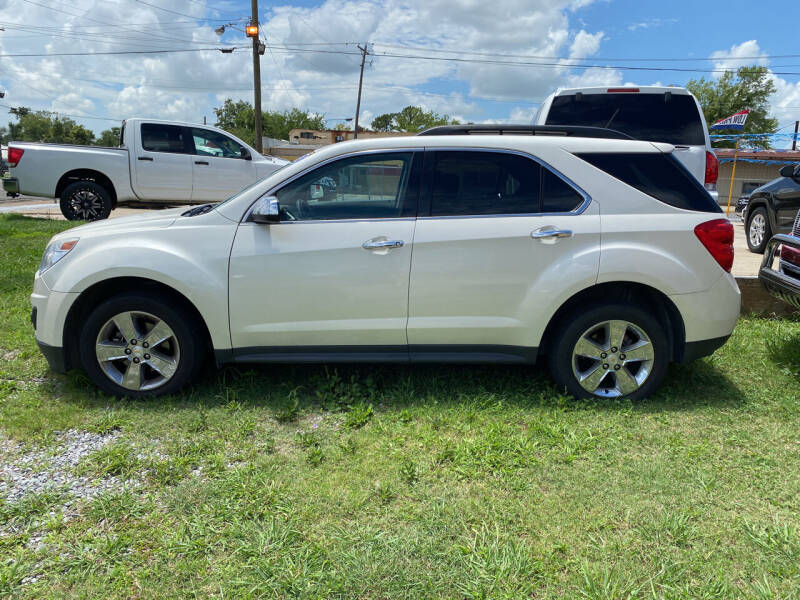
[0,66,778,148]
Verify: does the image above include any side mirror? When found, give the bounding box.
[780,164,795,178]
[240,147,252,160]
[251,196,280,224]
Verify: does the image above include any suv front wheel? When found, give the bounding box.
[79,292,205,397]
[548,304,669,400]
[746,207,771,254]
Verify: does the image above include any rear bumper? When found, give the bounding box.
[669,272,741,346]
[760,234,800,309]
[679,335,731,363]
[3,177,19,194]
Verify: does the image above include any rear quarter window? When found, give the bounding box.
[577,152,722,213]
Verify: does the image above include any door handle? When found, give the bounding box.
[137,156,153,161]
[362,239,404,250]
[194,161,209,165]
[531,227,573,239]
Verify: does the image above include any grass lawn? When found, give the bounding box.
[1,213,800,599]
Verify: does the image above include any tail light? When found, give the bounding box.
[695,219,733,272]
[704,151,718,191]
[607,88,639,93]
[8,147,24,168]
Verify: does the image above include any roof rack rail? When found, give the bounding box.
[416,124,634,140]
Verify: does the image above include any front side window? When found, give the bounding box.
[275,152,417,221]
[191,127,246,159]
[140,123,188,153]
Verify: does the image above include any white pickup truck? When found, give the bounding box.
[3,118,289,220]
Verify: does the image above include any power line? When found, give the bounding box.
[0,47,247,57]
[0,102,121,122]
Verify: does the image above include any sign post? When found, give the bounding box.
[710,110,750,217]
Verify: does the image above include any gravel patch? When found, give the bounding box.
[0,429,131,509]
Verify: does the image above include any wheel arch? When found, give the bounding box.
[56,169,118,206]
[538,281,686,362]
[745,197,772,229]
[62,276,213,371]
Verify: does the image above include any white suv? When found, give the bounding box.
[31,126,740,400]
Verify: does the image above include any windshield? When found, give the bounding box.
[545,93,705,145]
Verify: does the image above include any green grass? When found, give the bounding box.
[2,213,800,598]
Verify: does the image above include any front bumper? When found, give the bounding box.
[759,234,800,309]
[37,340,68,373]
[3,176,19,194]
[31,272,79,371]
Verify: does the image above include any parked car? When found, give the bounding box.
[3,118,289,221]
[759,209,800,309]
[743,164,800,253]
[735,193,750,215]
[31,125,740,399]
[533,86,719,202]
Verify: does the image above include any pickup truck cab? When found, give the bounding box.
[4,118,289,220]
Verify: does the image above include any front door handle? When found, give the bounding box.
[137,156,154,161]
[362,239,404,250]
[531,227,573,239]
[194,160,209,165]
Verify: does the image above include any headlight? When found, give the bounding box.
[39,238,79,273]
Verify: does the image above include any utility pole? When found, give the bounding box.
[353,43,369,140]
[793,120,798,152]
[251,0,263,153]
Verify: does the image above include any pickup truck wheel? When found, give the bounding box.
[79,292,205,398]
[548,303,669,401]
[746,207,771,254]
[60,181,112,221]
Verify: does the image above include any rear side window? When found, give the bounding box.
[428,151,584,216]
[141,123,188,153]
[577,152,722,213]
[546,93,705,146]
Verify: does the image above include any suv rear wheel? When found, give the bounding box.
[79,292,204,397]
[746,207,771,254]
[548,303,669,400]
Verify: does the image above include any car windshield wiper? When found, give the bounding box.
[182,203,216,217]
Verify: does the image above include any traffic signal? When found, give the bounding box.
[246,24,258,37]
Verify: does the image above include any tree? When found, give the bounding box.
[370,105,459,132]
[5,108,95,145]
[214,99,325,147]
[96,127,121,147]
[686,66,778,149]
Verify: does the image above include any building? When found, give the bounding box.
[263,129,411,161]
[715,149,800,206]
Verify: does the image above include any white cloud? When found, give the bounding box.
[627,18,677,32]
[0,0,618,134]
[710,40,768,73]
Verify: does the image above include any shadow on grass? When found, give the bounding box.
[766,332,800,381]
[58,352,747,415]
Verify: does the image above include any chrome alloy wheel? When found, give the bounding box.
[571,319,655,398]
[95,311,180,391]
[749,213,766,248]
[68,187,104,220]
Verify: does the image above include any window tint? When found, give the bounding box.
[275,152,417,221]
[191,127,246,159]
[430,151,540,216]
[577,152,722,213]
[140,123,188,153]
[542,168,584,212]
[546,93,705,146]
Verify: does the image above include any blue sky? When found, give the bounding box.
[0,0,799,135]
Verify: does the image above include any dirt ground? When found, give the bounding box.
[1,196,763,276]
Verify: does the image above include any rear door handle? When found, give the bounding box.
[137,156,153,161]
[194,161,209,165]
[531,227,573,239]
[362,239,404,250]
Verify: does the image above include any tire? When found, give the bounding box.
[60,180,112,221]
[746,207,771,254]
[548,303,669,401]
[78,292,205,398]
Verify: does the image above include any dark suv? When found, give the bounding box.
[744,163,800,253]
